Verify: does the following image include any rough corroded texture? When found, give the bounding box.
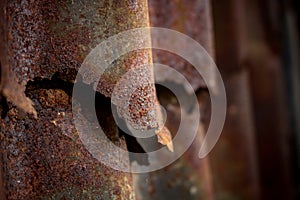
[148,0,214,90]
[133,0,215,199]
[108,63,158,131]
[5,0,151,85]
[0,86,134,199]
[0,0,36,117]
[4,0,167,145]
[0,0,160,199]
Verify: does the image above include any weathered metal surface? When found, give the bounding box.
[3,0,168,146]
[148,0,214,90]
[0,84,135,199]
[211,0,247,74]
[0,0,37,118]
[5,0,150,85]
[282,1,300,198]
[0,0,164,199]
[133,86,214,200]
[206,71,261,200]
[208,0,261,199]
[246,0,294,198]
[105,61,173,150]
[132,0,216,198]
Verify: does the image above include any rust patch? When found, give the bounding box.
[3,0,169,150]
[0,85,134,199]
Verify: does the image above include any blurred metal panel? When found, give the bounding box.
[210,0,261,199]
[148,0,215,90]
[133,0,215,199]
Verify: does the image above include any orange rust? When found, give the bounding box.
[3,0,170,149]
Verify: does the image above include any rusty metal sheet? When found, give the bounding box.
[0,0,37,118]
[211,0,247,73]
[207,71,261,200]
[4,0,172,151]
[0,85,134,199]
[207,0,261,199]
[246,0,294,198]
[132,1,216,199]
[133,87,214,200]
[148,0,215,90]
[0,0,165,199]
[5,0,150,84]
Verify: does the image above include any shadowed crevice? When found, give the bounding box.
[25,73,73,97]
